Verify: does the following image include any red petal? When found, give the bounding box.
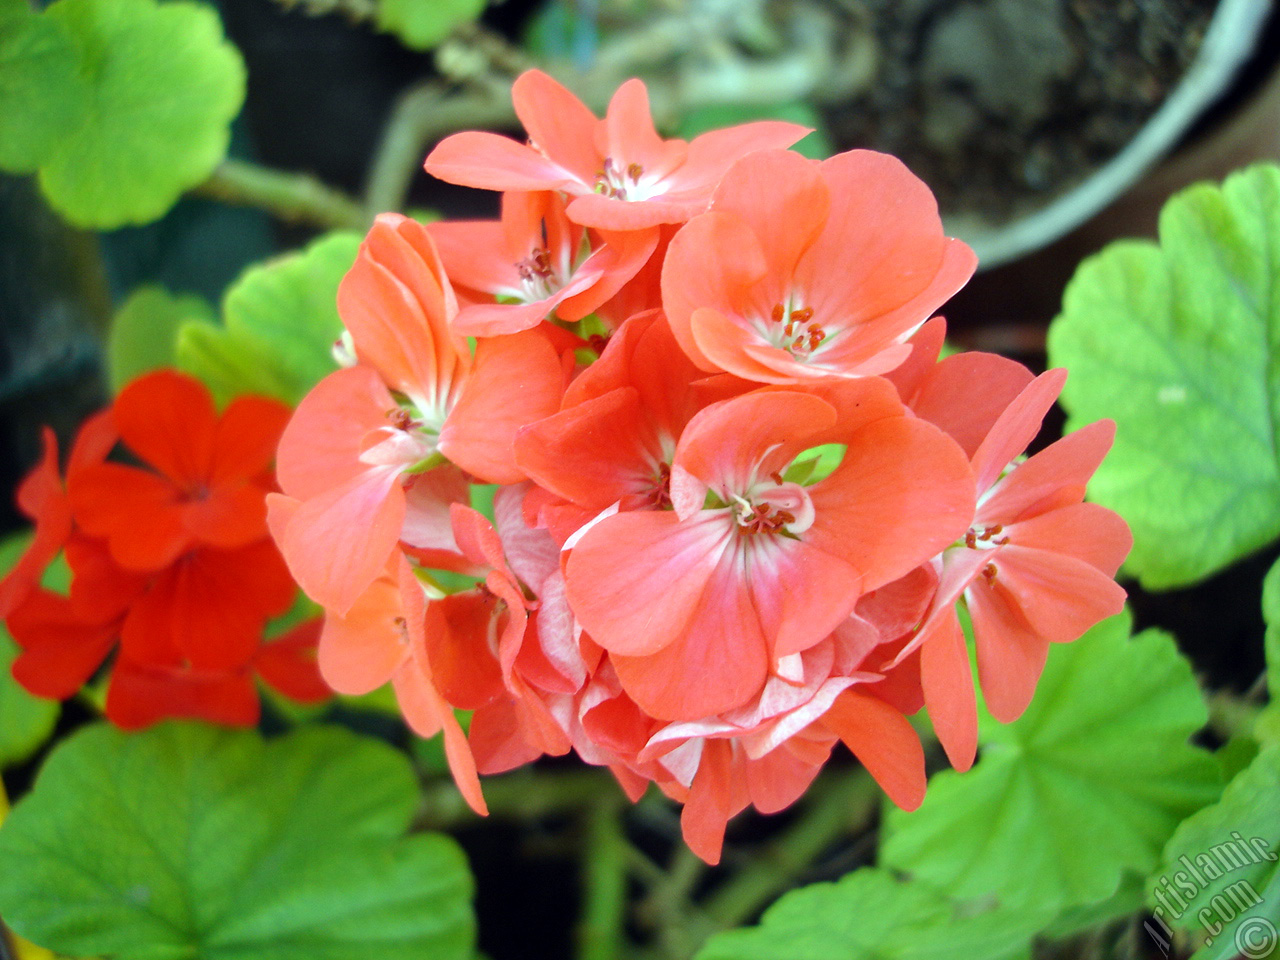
[8,589,116,699]
[70,463,190,572]
[208,394,291,485]
[255,618,331,703]
[106,659,258,730]
[114,370,218,488]
[0,428,71,617]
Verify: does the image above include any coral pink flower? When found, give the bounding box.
[564,379,974,721]
[428,191,657,336]
[425,70,810,231]
[889,350,1131,770]
[661,149,976,383]
[270,214,563,613]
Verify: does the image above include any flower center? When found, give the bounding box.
[758,300,830,359]
[593,157,651,201]
[964,524,1009,550]
[731,481,814,536]
[515,245,560,302]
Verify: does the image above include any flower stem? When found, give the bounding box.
[194,159,368,231]
[577,796,630,960]
[414,767,621,829]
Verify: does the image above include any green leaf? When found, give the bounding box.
[0,535,64,769]
[176,231,361,404]
[107,285,215,393]
[376,0,486,51]
[1048,164,1280,589]
[0,723,476,960]
[0,2,88,172]
[881,613,1221,913]
[1258,556,1280,747]
[695,868,1052,960]
[37,0,245,228]
[1154,746,1280,960]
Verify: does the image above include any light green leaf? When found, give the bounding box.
[1258,556,1280,747]
[0,2,88,172]
[1048,164,1280,589]
[107,285,215,393]
[696,868,1052,960]
[37,0,245,228]
[882,613,1220,913]
[0,723,475,960]
[176,231,361,404]
[377,0,486,51]
[0,535,64,769]
[1155,746,1280,960]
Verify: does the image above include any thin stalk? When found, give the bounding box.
[577,797,630,960]
[194,159,367,230]
[414,767,620,829]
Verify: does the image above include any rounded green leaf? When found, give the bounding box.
[377,0,486,51]
[881,613,1221,913]
[696,868,1053,960]
[1048,164,1280,589]
[0,723,476,960]
[107,285,215,393]
[0,2,88,172]
[176,231,361,404]
[37,0,246,228]
[1155,746,1280,960]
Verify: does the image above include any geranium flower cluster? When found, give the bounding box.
[269,70,1130,863]
[0,372,329,728]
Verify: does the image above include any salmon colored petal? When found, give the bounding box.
[8,590,116,699]
[971,369,1067,492]
[559,229,659,321]
[745,745,826,814]
[750,540,862,658]
[70,463,190,572]
[470,698,543,775]
[919,609,977,772]
[565,193,705,230]
[318,574,409,695]
[661,211,768,370]
[978,420,1116,525]
[612,551,770,721]
[565,510,731,658]
[512,69,600,183]
[990,545,1128,644]
[820,689,926,810]
[427,219,517,295]
[255,619,331,703]
[0,428,71,617]
[671,390,836,516]
[601,78,686,175]
[808,417,974,591]
[106,659,259,730]
[691,307,826,384]
[277,366,396,501]
[911,353,1036,458]
[114,370,218,487]
[711,150,828,282]
[424,591,505,710]
[1009,501,1132,576]
[680,739,735,865]
[884,316,947,402]
[676,121,812,192]
[395,566,488,815]
[967,577,1050,724]
[209,394,291,484]
[439,329,563,484]
[425,131,583,193]
[453,297,566,337]
[280,466,406,615]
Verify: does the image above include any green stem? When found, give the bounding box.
[578,797,630,960]
[194,159,367,230]
[414,767,621,829]
[701,772,880,931]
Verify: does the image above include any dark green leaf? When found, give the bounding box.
[0,723,475,960]
[1048,164,1280,588]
